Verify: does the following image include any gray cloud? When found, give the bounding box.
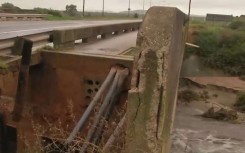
[1,0,244,15]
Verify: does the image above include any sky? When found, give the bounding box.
[0,0,244,16]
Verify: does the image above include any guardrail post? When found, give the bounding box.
[12,37,25,55]
[53,30,76,50]
[12,38,33,121]
[126,7,186,153]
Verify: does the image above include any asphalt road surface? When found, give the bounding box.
[0,20,140,40]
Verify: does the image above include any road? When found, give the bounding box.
[0,20,140,40]
[72,31,137,55]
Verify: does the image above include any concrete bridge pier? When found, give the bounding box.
[126,7,187,153]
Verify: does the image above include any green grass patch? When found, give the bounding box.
[186,19,245,76]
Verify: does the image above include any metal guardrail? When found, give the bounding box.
[0,31,51,54]
[0,21,141,55]
[0,13,47,21]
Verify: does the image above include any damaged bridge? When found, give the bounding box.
[0,7,187,153]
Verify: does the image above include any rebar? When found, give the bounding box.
[65,67,117,144]
[103,114,126,152]
[80,68,129,153]
[91,68,129,146]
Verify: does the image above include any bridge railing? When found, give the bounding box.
[52,21,141,50]
[0,21,141,55]
[0,13,47,21]
[0,31,51,55]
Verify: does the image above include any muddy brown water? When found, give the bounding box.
[172,104,245,153]
[172,81,245,153]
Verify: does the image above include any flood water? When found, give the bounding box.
[171,104,245,153]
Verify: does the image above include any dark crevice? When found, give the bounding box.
[133,92,142,122]
[136,70,140,88]
[156,85,164,139]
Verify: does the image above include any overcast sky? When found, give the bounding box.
[1,0,244,16]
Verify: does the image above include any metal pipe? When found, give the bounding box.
[102,0,105,16]
[80,68,129,152]
[91,68,129,146]
[186,0,192,45]
[128,0,131,17]
[91,84,120,146]
[65,67,117,144]
[103,114,126,152]
[143,0,145,11]
[80,70,121,152]
[83,0,86,17]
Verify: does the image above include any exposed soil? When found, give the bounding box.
[185,77,245,91]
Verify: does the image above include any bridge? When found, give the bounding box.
[0,7,186,153]
[0,13,47,21]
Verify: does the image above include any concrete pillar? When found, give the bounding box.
[53,30,76,50]
[126,6,186,153]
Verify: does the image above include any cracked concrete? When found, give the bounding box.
[126,7,186,153]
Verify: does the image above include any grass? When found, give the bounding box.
[21,99,126,152]
[186,19,245,76]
